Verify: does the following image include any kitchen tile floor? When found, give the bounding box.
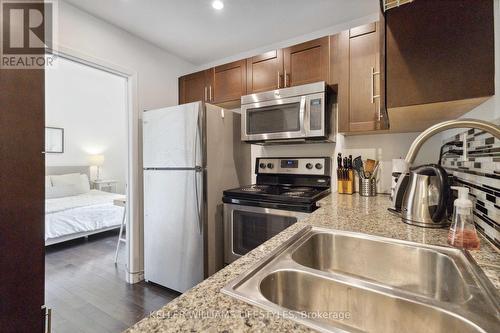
[45,230,179,333]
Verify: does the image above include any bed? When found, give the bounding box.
[45,166,125,245]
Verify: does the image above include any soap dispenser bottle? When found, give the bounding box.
[447,186,480,250]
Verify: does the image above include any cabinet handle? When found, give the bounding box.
[371,67,381,103]
[277,71,281,89]
[204,86,208,102]
[209,85,213,101]
[377,98,382,121]
[284,70,288,87]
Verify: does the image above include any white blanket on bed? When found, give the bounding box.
[45,190,125,241]
[46,190,124,214]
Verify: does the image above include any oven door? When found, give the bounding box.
[241,95,306,141]
[224,203,308,264]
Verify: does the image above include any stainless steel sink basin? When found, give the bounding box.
[222,227,500,333]
[260,270,486,333]
[291,232,470,302]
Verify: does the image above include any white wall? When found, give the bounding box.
[45,57,128,193]
[57,2,195,110]
[251,134,442,194]
[55,1,196,281]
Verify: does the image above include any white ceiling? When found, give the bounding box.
[64,0,378,66]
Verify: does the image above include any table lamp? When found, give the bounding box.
[89,154,104,180]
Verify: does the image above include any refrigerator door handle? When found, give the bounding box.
[194,105,203,235]
[193,107,199,168]
[194,168,203,235]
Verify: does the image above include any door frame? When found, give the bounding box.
[49,45,142,283]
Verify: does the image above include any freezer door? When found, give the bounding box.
[144,169,204,292]
[143,102,202,168]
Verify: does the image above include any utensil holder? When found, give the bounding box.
[359,178,377,197]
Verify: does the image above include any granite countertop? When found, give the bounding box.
[126,193,500,333]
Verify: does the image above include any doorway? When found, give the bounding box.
[43,53,177,332]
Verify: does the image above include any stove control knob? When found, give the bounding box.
[267,163,274,169]
[306,163,313,169]
[315,163,323,170]
[259,163,266,169]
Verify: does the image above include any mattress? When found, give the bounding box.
[45,190,125,241]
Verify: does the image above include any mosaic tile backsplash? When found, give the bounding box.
[441,126,499,249]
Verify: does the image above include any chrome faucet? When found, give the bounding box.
[405,119,500,165]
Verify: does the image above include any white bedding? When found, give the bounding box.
[45,190,125,241]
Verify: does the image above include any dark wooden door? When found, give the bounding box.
[179,69,212,104]
[283,37,329,87]
[0,68,46,331]
[246,50,283,94]
[212,60,246,104]
[348,22,383,132]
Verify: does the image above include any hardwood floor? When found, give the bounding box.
[45,230,180,333]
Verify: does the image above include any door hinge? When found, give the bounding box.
[41,305,52,333]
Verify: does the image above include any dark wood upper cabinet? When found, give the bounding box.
[246,50,284,94]
[179,69,213,104]
[180,38,330,108]
[348,22,385,132]
[335,22,387,134]
[385,0,494,132]
[179,1,494,134]
[283,37,330,87]
[212,59,246,107]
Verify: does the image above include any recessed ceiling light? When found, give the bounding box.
[212,0,224,10]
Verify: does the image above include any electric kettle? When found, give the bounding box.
[391,164,451,228]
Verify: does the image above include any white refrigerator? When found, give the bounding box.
[143,102,250,292]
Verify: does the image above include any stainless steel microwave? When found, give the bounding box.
[240,81,336,143]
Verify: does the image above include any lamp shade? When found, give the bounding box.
[89,154,104,166]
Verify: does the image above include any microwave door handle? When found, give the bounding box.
[299,96,307,135]
[304,96,311,136]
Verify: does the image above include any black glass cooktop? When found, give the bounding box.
[223,184,330,204]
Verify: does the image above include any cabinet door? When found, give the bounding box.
[283,37,329,87]
[179,70,209,104]
[386,0,494,108]
[212,60,246,104]
[246,50,283,94]
[348,23,383,132]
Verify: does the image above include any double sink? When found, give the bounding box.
[222,227,500,332]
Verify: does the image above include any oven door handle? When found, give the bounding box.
[224,205,240,264]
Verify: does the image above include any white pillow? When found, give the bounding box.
[50,173,81,187]
[46,184,81,199]
[46,173,91,199]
